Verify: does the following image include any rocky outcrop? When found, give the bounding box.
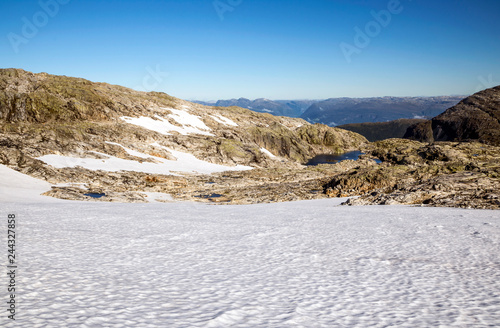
[324,139,500,209]
[343,171,500,209]
[405,86,500,145]
[0,68,174,123]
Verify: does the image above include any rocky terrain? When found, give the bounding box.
[301,96,464,126]
[405,86,500,146]
[0,68,366,203]
[325,139,500,209]
[1,68,499,209]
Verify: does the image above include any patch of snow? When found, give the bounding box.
[155,143,253,173]
[51,182,88,188]
[209,114,238,127]
[105,141,153,159]
[121,107,214,136]
[36,144,253,175]
[260,148,276,158]
[143,192,174,203]
[166,108,213,133]
[121,115,173,135]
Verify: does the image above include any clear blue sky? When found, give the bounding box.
[1,0,499,100]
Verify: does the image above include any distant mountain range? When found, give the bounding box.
[300,96,465,126]
[194,96,465,127]
[192,98,318,117]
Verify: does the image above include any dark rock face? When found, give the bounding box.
[339,118,427,142]
[405,86,500,145]
[403,120,433,142]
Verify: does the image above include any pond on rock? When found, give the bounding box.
[306,151,381,166]
[195,193,224,199]
[84,193,106,199]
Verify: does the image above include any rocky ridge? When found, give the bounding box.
[0,68,367,203]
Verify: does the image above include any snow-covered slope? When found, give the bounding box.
[0,164,63,203]
[1,197,499,327]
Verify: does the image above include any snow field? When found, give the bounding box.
[1,200,499,327]
[0,165,65,203]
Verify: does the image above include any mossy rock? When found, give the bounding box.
[0,68,181,123]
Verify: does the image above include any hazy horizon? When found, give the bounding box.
[188,94,470,103]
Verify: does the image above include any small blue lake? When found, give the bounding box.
[306,151,381,166]
[195,193,224,199]
[84,193,106,199]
